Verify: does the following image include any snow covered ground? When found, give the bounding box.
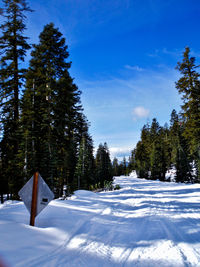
[1,173,200,267]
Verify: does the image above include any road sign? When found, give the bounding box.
[18,173,54,225]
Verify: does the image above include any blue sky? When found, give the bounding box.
[15,0,200,159]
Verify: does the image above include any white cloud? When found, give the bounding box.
[147,48,183,59]
[125,65,144,72]
[132,106,150,120]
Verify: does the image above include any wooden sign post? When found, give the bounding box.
[30,172,39,226]
[18,172,54,227]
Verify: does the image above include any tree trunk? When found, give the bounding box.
[0,193,4,204]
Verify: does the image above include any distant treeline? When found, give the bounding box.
[128,47,200,183]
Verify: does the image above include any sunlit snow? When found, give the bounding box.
[1,172,200,266]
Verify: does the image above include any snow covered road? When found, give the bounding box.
[1,174,200,266]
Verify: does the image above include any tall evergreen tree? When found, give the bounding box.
[135,141,149,178]
[149,119,161,179]
[21,23,88,194]
[169,110,192,182]
[52,72,84,195]
[176,47,200,180]
[21,23,71,184]
[127,149,136,174]
[122,156,127,175]
[112,157,119,176]
[0,0,32,199]
[135,123,151,178]
[74,135,95,190]
[95,143,112,188]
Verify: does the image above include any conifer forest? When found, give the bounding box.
[0,0,200,204]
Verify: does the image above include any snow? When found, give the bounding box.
[1,175,200,266]
[165,167,176,182]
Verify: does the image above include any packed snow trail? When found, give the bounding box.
[1,174,200,266]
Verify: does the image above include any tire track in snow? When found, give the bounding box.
[158,217,200,267]
[158,188,200,267]
[124,186,200,267]
[51,205,125,267]
[22,201,110,267]
[62,206,116,266]
[18,212,97,266]
[147,193,199,266]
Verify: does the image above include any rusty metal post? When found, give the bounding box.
[30,172,39,226]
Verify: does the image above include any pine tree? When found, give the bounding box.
[149,118,163,179]
[0,0,32,198]
[21,23,71,186]
[74,135,95,190]
[122,156,127,175]
[135,123,151,178]
[21,23,91,194]
[112,157,119,176]
[176,47,200,179]
[128,149,136,174]
[158,125,171,181]
[103,142,113,182]
[169,110,192,182]
[22,23,71,175]
[135,141,147,178]
[175,47,200,180]
[95,143,112,188]
[52,72,83,195]
[175,47,200,115]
